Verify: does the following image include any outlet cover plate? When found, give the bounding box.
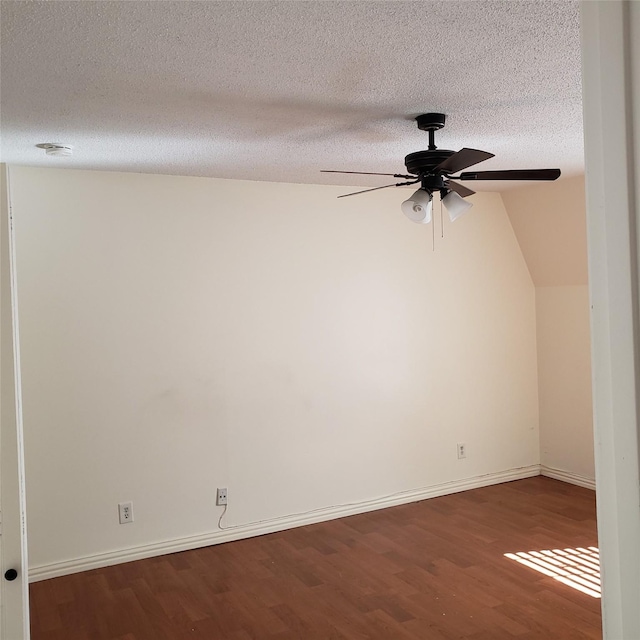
[118,501,134,524]
[216,488,228,506]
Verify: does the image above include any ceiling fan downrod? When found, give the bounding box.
[416,113,446,151]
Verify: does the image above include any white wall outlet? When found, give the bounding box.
[118,501,134,524]
[457,443,466,459]
[216,487,228,506]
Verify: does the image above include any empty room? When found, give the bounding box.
[1,1,639,639]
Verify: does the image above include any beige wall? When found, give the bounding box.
[502,176,588,287]
[536,286,594,478]
[503,176,594,483]
[10,167,539,573]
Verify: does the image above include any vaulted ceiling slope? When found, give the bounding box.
[502,175,587,287]
[0,1,582,191]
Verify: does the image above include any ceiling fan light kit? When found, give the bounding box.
[323,113,561,224]
[442,190,473,221]
[401,189,433,224]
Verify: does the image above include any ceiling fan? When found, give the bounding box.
[322,113,561,224]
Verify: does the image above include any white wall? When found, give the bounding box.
[10,167,539,575]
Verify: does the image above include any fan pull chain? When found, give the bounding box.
[432,207,435,252]
[440,198,444,239]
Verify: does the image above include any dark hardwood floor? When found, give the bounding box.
[29,476,601,640]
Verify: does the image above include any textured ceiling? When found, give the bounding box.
[0,1,583,191]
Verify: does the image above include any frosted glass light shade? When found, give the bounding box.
[401,189,433,224]
[442,190,473,221]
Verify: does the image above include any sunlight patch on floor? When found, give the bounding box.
[504,547,600,598]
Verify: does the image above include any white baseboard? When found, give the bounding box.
[29,464,541,583]
[540,465,596,490]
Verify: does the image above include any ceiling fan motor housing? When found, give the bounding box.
[404,149,455,176]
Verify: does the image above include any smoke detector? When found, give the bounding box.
[36,143,73,157]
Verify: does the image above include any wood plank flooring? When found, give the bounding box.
[29,477,601,640]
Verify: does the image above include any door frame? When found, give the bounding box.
[1,163,30,639]
[581,2,640,638]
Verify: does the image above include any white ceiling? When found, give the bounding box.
[0,1,583,192]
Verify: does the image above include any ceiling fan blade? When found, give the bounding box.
[338,183,399,198]
[458,169,561,181]
[434,148,495,174]
[446,180,475,198]
[322,170,414,179]
[337,179,419,198]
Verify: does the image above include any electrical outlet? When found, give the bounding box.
[216,487,228,506]
[457,443,466,459]
[118,502,134,524]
